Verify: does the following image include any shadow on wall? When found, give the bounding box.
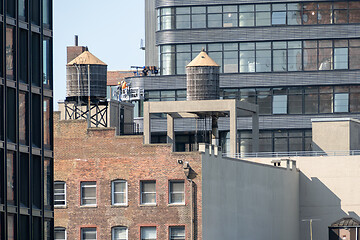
[300,174,360,240]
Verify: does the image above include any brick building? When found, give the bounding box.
[53,110,300,240]
[53,111,203,240]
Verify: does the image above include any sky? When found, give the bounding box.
[53,0,145,109]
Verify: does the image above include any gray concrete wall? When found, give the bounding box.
[145,0,158,66]
[246,155,360,240]
[201,147,299,240]
[312,118,360,153]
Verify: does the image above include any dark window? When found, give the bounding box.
[6,26,15,80]
[333,2,348,24]
[32,155,41,209]
[318,2,332,25]
[6,0,15,18]
[302,2,317,25]
[0,150,3,204]
[304,87,319,114]
[54,227,66,240]
[43,0,51,27]
[288,88,303,114]
[19,92,29,145]
[44,158,52,210]
[20,153,29,207]
[319,86,333,113]
[81,227,97,240]
[19,29,28,83]
[0,86,3,140]
[31,0,40,25]
[32,94,41,147]
[19,215,29,240]
[54,182,66,206]
[32,217,41,240]
[273,42,287,72]
[318,40,333,71]
[350,40,360,69]
[303,41,318,71]
[6,87,16,143]
[349,2,360,23]
[350,86,360,113]
[43,97,52,148]
[31,33,41,86]
[257,88,271,115]
[19,0,27,20]
[7,214,16,240]
[7,151,16,205]
[170,226,185,240]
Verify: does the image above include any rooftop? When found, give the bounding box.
[67,50,107,66]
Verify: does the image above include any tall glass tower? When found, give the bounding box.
[0,0,53,239]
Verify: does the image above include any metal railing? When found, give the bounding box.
[224,150,360,159]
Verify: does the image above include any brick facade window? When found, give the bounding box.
[81,182,96,206]
[112,180,127,206]
[141,226,156,240]
[54,181,66,206]
[81,228,97,240]
[169,180,185,204]
[169,226,185,240]
[112,226,128,240]
[140,181,156,205]
[54,227,66,240]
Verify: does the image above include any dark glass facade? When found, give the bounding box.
[0,0,53,239]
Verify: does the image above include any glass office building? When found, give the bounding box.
[128,0,360,153]
[0,0,53,239]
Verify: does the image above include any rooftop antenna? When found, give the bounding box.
[140,39,145,50]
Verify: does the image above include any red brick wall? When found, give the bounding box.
[54,112,202,239]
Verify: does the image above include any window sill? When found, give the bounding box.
[111,204,128,208]
[54,205,67,209]
[140,204,157,207]
[80,205,97,208]
[168,203,186,206]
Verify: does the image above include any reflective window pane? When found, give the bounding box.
[334,48,348,69]
[273,95,287,114]
[334,93,349,112]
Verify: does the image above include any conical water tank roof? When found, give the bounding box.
[186,49,219,68]
[67,51,107,66]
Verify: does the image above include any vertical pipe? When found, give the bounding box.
[87,64,90,128]
[75,35,78,46]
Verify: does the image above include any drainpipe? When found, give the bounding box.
[189,179,195,240]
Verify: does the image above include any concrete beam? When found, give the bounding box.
[143,102,151,144]
[167,114,175,151]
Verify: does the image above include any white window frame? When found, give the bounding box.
[54,181,66,207]
[81,228,97,240]
[112,226,128,240]
[80,182,97,206]
[169,226,185,240]
[111,180,128,206]
[140,181,156,205]
[169,180,185,205]
[141,226,157,240]
[54,227,66,240]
